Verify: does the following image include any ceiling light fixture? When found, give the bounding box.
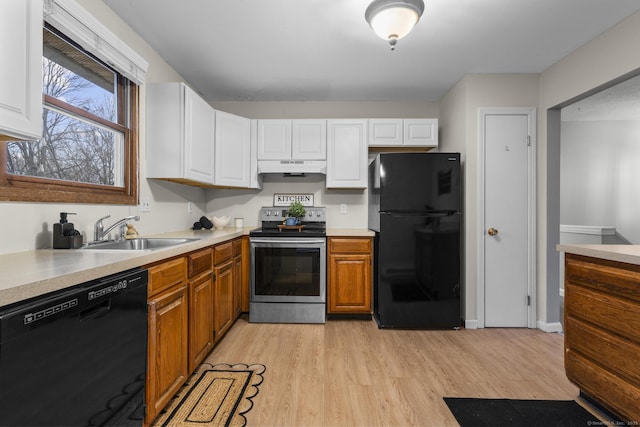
[365,0,424,51]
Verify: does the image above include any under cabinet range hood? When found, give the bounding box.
[257,160,327,175]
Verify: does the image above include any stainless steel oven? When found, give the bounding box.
[249,207,327,323]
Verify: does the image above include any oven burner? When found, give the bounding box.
[249,206,326,238]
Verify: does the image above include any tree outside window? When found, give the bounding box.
[0,25,138,205]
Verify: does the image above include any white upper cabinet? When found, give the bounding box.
[404,119,438,146]
[292,120,326,159]
[214,110,251,188]
[368,118,438,147]
[147,82,216,185]
[258,119,326,160]
[326,119,368,189]
[368,119,403,146]
[0,0,42,141]
[257,120,291,160]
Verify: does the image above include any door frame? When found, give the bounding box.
[477,107,537,329]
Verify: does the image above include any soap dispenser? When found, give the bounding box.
[53,212,83,249]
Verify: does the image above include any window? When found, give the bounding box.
[0,25,139,205]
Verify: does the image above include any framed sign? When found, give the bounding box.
[273,193,314,207]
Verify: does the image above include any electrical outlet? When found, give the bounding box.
[187,201,193,214]
[140,199,151,212]
[340,204,348,214]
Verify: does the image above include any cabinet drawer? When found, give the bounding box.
[566,254,640,303]
[233,238,241,257]
[566,282,640,344]
[148,257,187,297]
[565,316,640,386]
[214,241,233,265]
[188,248,212,278]
[329,238,372,254]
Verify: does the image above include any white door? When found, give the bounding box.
[214,110,251,187]
[480,108,536,328]
[292,119,326,160]
[326,119,367,189]
[257,119,291,160]
[184,86,216,184]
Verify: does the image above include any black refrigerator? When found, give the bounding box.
[368,152,462,329]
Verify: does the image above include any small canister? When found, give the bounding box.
[234,218,244,229]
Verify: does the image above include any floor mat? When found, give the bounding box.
[444,397,598,427]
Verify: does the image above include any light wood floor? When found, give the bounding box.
[204,316,594,426]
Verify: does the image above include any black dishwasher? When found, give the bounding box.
[0,268,148,427]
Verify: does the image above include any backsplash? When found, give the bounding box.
[206,174,367,230]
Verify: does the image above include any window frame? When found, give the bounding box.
[0,28,139,206]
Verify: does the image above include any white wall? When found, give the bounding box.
[207,101,439,229]
[0,0,206,254]
[0,1,440,255]
[439,74,539,325]
[539,10,640,324]
[210,101,438,120]
[561,120,640,243]
[206,174,367,229]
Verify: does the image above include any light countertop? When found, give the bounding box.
[557,244,640,266]
[1,228,374,307]
[326,228,375,237]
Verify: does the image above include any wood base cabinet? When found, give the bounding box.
[328,237,373,314]
[214,241,235,342]
[564,253,640,421]
[187,248,213,373]
[146,257,188,425]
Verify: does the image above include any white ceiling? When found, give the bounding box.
[103,0,640,103]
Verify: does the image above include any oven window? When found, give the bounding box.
[254,247,321,297]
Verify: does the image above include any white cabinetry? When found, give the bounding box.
[292,120,326,159]
[368,118,438,147]
[214,111,251,188]
[257,120,290,159]
[147,82,216,185]
[0,0,42,141]
[257,119,326,160]
[326,119,368,189]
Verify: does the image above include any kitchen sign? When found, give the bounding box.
[273,193,314,207]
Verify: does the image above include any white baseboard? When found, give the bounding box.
[465,319,478,329]
[537,321,563,333]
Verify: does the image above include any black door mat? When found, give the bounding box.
[444,397,598,427]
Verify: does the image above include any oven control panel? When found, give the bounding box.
[259,206,326,222]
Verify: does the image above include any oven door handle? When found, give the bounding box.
[250,238,326,245]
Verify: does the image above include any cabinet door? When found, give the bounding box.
[326,119,368,188]
[257,119,291,160]
[188,271,213,372]
[368,119,403,147]
[241,236,251,312]
[292,119,326,160]
[328,253,372,313]
[404,118,438,147]
[0,0,42,141]
[184,86,216,183]
[214,259,234,341]
[233,239,243,317]
[215,110,251,187]
[147,285,189,424]
[328,238,373,314]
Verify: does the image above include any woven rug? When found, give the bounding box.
[444,397,597,427]
[153,363,265,427]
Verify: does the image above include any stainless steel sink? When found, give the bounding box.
[82,238,200,251]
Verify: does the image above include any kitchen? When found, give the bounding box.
[2,0,640,425]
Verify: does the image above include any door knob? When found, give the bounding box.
[488,227,499,236]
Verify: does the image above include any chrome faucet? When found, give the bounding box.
[94,214,140,241]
